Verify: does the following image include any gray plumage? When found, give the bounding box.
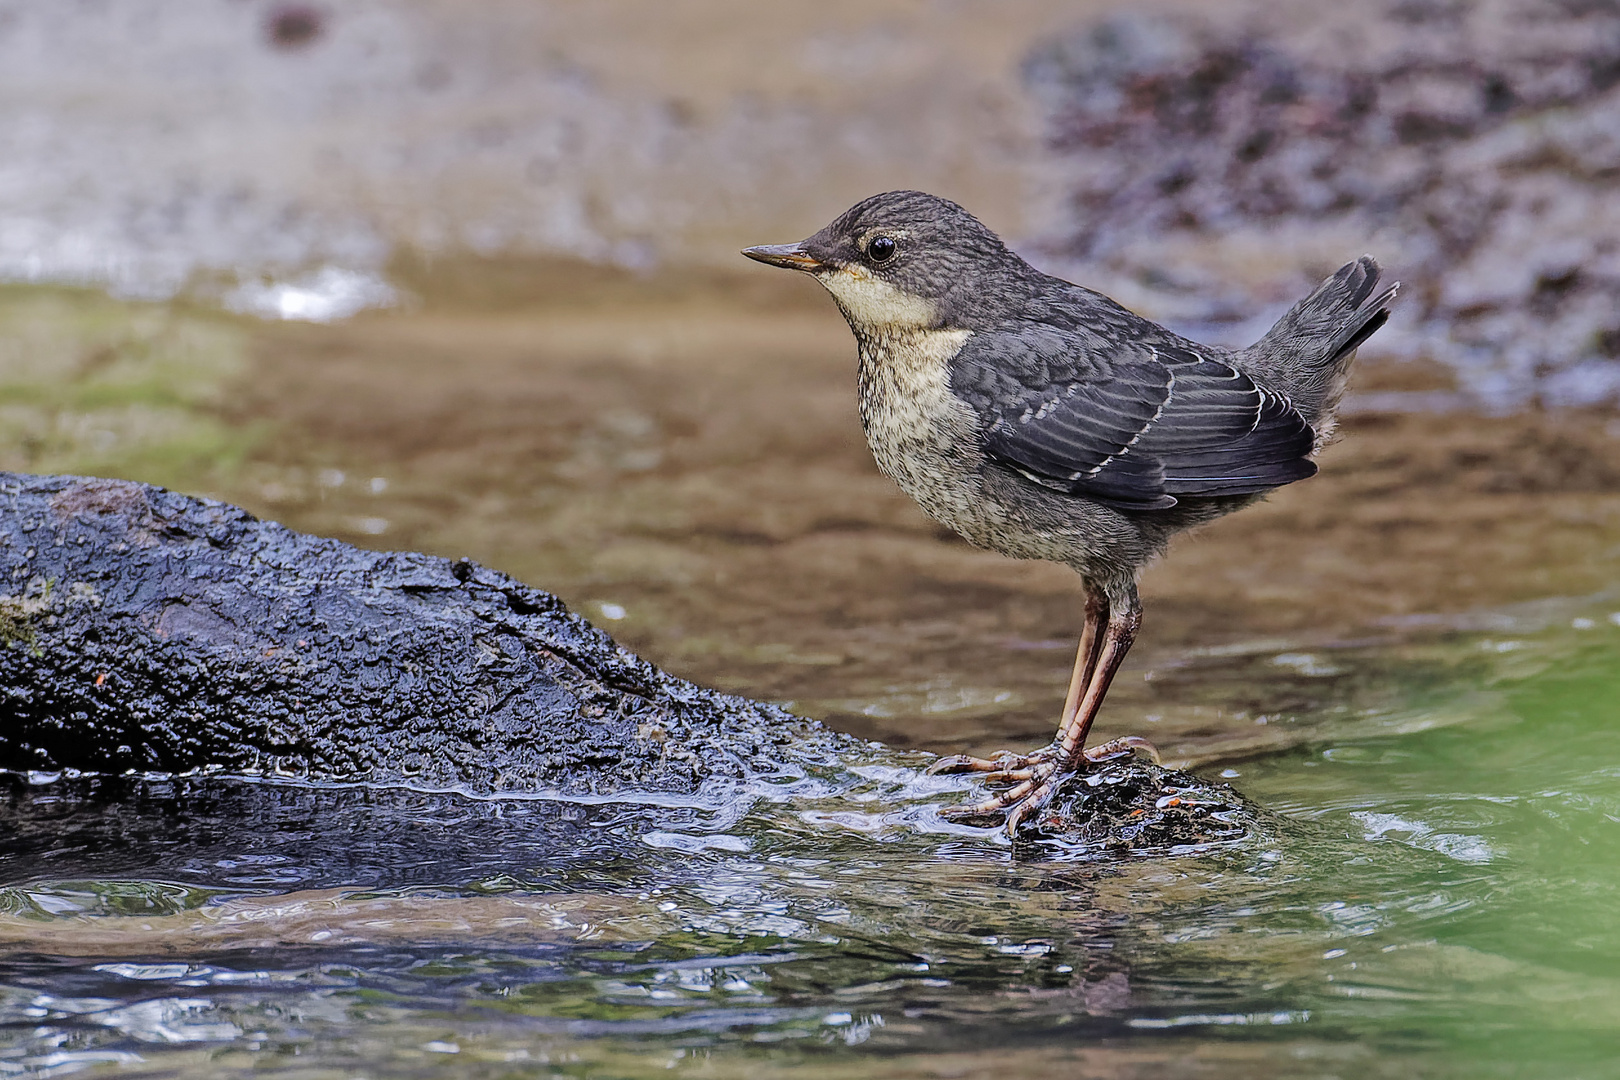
[744,190,1398,833]
[749,190,1394,590]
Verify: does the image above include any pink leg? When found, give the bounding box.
[928,586,1107,778]
[938,582,1158,836]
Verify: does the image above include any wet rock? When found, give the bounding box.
[0,471,1255,855]
[1019,758,1251,858]
[0,471,840,795]
[1025,1,1620,409]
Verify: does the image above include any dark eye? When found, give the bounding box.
[867,236,897,264]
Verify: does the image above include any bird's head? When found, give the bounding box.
[743,191,1032,335]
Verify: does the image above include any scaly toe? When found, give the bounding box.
[1081,735,1161,765]
[926,746,1053,776]
[926,753,1003,776]
[937,775,1041,821]
[975,767,1038,785]
[1003,776,1065,839]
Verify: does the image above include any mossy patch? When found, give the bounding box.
[0,593,46,651]
[0,285,257,490]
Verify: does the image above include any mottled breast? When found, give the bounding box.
[856,328,1007,547]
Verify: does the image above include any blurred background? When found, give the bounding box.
[3,0,1620,761]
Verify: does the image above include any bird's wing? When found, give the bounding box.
[951,326,1317,511]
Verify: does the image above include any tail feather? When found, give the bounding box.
[1333,303,1391,361]
[1241,255,1399,430]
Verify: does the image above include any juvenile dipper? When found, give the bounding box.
[743,191,1397,836]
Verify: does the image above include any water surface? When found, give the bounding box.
[3,602,1617,1078]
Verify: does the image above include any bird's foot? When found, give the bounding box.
[937,758,1060,835]
[927,735,1158,783]
[926,743,1061,782]
[934,736,1162,837]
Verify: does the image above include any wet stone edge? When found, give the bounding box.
[0,471,1258,853]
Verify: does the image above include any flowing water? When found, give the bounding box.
[2,597,1618,1078]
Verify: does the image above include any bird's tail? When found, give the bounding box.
[1241,256,1398,435]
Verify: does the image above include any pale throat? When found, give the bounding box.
[815,265,940,335]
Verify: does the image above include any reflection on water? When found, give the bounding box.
[2,607,1618,1077]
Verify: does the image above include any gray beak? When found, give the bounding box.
[741,243,823,271]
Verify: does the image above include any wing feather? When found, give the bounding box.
[952,325,1318,510]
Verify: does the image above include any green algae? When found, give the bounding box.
[0,285,256,490]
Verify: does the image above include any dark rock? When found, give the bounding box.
[0,471,1255,856]
[0,471,840,795]
[1020,759,1252,859]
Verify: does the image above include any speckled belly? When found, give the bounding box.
[856,329,1009,550]
[854,329,1147,576]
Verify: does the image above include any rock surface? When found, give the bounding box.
[0,471,1250,854]
[0,471,833,794]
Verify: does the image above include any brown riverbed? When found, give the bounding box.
[204,257,1620,764]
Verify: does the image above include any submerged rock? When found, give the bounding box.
[0,471,1252,854]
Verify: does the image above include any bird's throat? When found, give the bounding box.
[818,267,941,336]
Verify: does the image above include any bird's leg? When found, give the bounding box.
[1001,586,1144,836]
[927,586,1108,779]
[939,584,1155,835]
[1051,584,1109,757]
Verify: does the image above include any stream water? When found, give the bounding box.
[2,598,1617,1078]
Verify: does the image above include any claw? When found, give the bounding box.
[1002,792,1041,837]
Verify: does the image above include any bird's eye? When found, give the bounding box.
[867,236,897,264]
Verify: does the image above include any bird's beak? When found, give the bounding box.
[741,242,823,271]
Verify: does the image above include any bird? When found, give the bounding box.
[742,190,1397,837]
